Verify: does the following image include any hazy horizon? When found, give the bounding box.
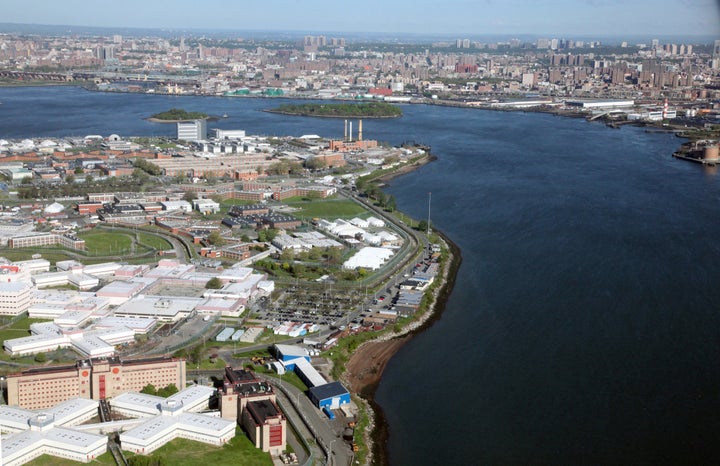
[2,0,718,40]
[0,22,716,46]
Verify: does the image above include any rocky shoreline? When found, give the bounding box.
[342,220,462,465]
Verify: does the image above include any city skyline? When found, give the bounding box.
[2,0,718,39]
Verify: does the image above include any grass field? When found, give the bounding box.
[27,451,116,465]
[26,428,272,466]
[79,231,134,255]
[137,232,172,250]
[284,198,367,219]
[0,318,53,365]
[0,249,83,264]
[123,428,273,466]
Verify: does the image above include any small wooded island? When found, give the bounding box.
[266,102,403,118]
[147,108,209,122]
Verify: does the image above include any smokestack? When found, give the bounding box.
[344,119,348,141]
[349,121,353,142]
[358,119,363,141]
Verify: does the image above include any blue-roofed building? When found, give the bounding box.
[308,381,351,409]
[273,344,310,370]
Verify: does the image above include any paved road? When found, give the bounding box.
[212,349,352,466]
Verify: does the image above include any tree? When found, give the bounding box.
[355,177,367,192]
[417,220,429,232]
[65,174,75,184]
[292,263,306,277]
[281,248,295,262]
[132,168,149,181]
[74,167,84,174]
[34,352,47,363]
[385,195,397,212]
[325,246,342,265]
[140,383,157,396]
[182,190,197,202]
[257,230,268,242]
[157,383,179,398]
[205,277,223,289]
[264,228,278,242]
[305,157,327,171]
[240,234,251,243]
[376,190,387,207]
[207,230,226,246]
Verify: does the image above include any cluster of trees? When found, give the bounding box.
[254,246,343,279]
[257,228,278,243]
[140,383,179,398]
[272,102,402,118]
[207,230,226,246]
[354,177,397,211]
[174,344,204,366]
[16,175,147,199]
[150,108,208,120]
[133,158,162,176]
[266,160,304,175]
[254,258,324,279]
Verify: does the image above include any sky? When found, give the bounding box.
[2,0,719,39]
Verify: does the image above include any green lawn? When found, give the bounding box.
[137,232,172,250]
[0,318,57,365]
[124,427,273,466]
[79,231,134,255]
[0,249,81,264]
[256,366,309,393]
[27,428,272,466]
[284,198,367,219]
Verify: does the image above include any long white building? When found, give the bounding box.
[114,385,236,455]
[0,398,106,466]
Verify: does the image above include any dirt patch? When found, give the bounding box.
[345,336,409,394]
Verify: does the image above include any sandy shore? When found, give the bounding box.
[342,230,462,465]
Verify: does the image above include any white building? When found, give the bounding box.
[161,200,193,213]
[193,198,220,214]
[342,247,394,270]
[177,120,207,142]
[115,385,235,455]
[0,281,32,316]
[113,296,203,322]
[0,398,106,466]
[214,129,246,140]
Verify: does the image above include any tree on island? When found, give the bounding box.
[151,108,208,121]
[272,102,402,118]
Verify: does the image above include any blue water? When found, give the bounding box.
[3,86,720,465]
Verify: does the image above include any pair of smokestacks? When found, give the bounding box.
[344,119,363,142]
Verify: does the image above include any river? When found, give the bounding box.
[2,86,720,465]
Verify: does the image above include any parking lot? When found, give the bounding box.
[256,285,366,326]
